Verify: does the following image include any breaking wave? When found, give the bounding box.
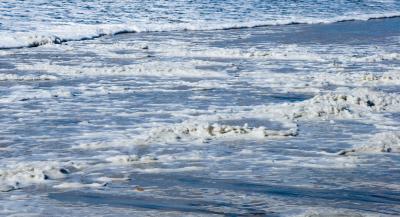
[1,13,400,49]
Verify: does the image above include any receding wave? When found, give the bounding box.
[1,13,400,50]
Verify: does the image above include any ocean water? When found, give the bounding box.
[1,0,400,49]
[1,1,400,216]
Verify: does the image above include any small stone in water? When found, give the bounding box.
[134,186,144,192]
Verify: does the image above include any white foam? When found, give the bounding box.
[0,23,140,49]
[361,70,400,85]
[71,142,116,150]
[341,131,400,155]
[141,120,298,145]
[0,73,58,81]
[272,88,400,120]
[134,166,204,173]
[53,182,106,189]
[258,152,360,169]
[344,52,400,63]
[288,207,381,217]
[16,61,227,78]
[94,176,130,183]
[0,86,72,103]
[156,44,325,61]
[0,162,73,192]
[105,155,158,165]
[0,50,9,56]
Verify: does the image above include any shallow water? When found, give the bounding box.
[0,8,400,217]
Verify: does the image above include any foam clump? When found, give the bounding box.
[362,74,394,82]
[16,61,226,78]
[284,88,400,120]
[361,70,400,84]
[105,155,158,165]
[0,162,72,192]
[0,73,58,81]
[145,121,298,144]
[339,132,400,155]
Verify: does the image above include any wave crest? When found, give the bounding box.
[1,13,400,50]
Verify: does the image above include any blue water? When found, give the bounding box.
[1,1,400,216]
